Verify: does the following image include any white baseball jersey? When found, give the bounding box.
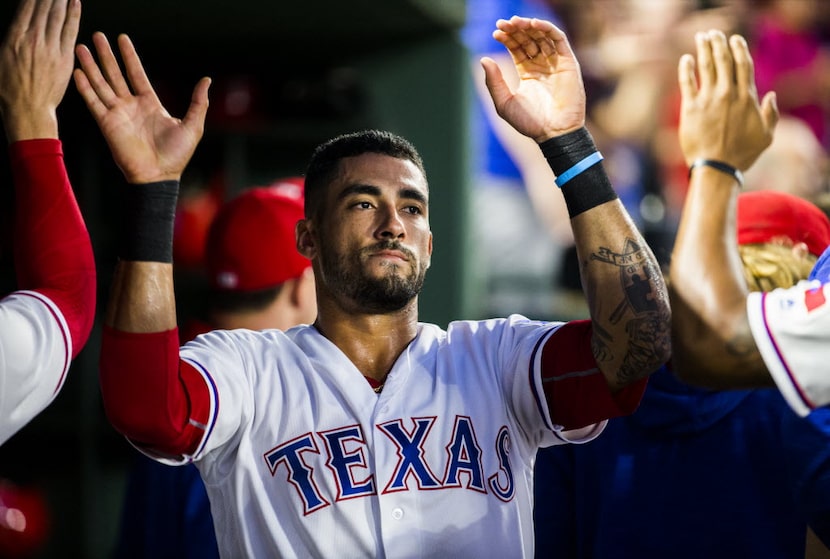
[153,314,604,558]
[747,280,830,416]
[0,290,71,446]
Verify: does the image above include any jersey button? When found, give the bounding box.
[391,507,404,520]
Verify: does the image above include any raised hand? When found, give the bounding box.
[480,16,585,143]
[678,30,778,171]
[0,0,81,141]
[73,32,210,184]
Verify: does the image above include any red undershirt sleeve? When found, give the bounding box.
[10,139,96,359]
[99,326,211,456]
[540,319,647,430]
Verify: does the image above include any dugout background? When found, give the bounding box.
[0,1,475,557]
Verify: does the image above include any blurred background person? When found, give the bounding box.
[747,0,830,150]
[114,179,315,559]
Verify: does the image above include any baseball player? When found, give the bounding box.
[535,189,830,556]
[78,17,671,557]
[669,29,830,418]
[0,0,95,446]
[115,180,315,559]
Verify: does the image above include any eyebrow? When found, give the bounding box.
[337,183,428,206]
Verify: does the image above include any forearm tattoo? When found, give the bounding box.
[587,238,671,384]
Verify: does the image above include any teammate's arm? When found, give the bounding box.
[74,32,212,452]
[481,17,671,393]
[669,31,778,388]
[0,0,95,358]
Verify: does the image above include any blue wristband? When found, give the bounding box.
[554,151,604,188]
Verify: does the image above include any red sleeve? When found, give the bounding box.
[99,326,211,456]
[10,139,96,359]
[540,320,647,430]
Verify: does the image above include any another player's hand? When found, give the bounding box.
[0,0,81,141]
[74,32,210,184]
[481,16,585,143]
[678,30,778,171]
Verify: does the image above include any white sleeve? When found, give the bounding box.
[747,280,830,416]
[0,291,71,446]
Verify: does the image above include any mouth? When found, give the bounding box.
[371,250,409,262]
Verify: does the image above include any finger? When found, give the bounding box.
[760,91,779,133]
[526,27,557,61]
[708,30,733,93]
[5,0,37,41]
[678,53,698,102]
[45,0,69,41]
[181,76,211,135]
[695,31,715,93]
[498,26,538,63]
[73,66,108,121]
[493,29,532,66]
[117,34,158,98]
[60,0,81,53]
[92,32,131,97]
[480,56,513,110]
[29,0,50,38]
[75,41,119,107]
[531,19,574,61]
[729,34,755,98]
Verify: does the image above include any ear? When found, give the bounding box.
[791,241,810,260]
[296,219,316,259]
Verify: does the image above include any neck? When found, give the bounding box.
[314,300,419,382]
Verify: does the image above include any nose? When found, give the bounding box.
[376,205,405,240]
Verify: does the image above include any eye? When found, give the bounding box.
[403,205,423,215]
[351,200,374,210]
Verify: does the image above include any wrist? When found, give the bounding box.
[2,114,59,142]
[119,181,180,263]
[688,158,744,188]
[539,128,618,218]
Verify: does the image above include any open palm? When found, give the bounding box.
[74,33,210,184]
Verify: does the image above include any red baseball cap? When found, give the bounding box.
[737,190,830,257]
[206,177,310,292]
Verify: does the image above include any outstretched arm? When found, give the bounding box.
[669,30,778,388]
[75,32,211,451]
[0,0,95,445]
[0,0,94,356]
[74,32,209,332]
[482,17,671,393]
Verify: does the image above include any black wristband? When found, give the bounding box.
[688,158,745,188]
[119,181,179,263]
[539,128,618,218]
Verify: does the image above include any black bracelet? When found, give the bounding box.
[119,181,179,263]
[539,128,618,218]
[688,159,744,188]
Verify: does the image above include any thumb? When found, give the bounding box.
[182,77,211,134]
[481,56,513,112]
[760,91,779,135]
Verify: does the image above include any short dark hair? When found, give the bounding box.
[304,129,426,219]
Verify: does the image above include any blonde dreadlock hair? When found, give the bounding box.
[739,242,817,293]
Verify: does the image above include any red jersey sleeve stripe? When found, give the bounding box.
[540,320,647,430]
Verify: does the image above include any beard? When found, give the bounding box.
[319,240,428,313]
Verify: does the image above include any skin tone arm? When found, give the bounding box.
[73,33,210,333]
[481,17,671,391]
[669,30,779,388]
[0,0,79,141]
